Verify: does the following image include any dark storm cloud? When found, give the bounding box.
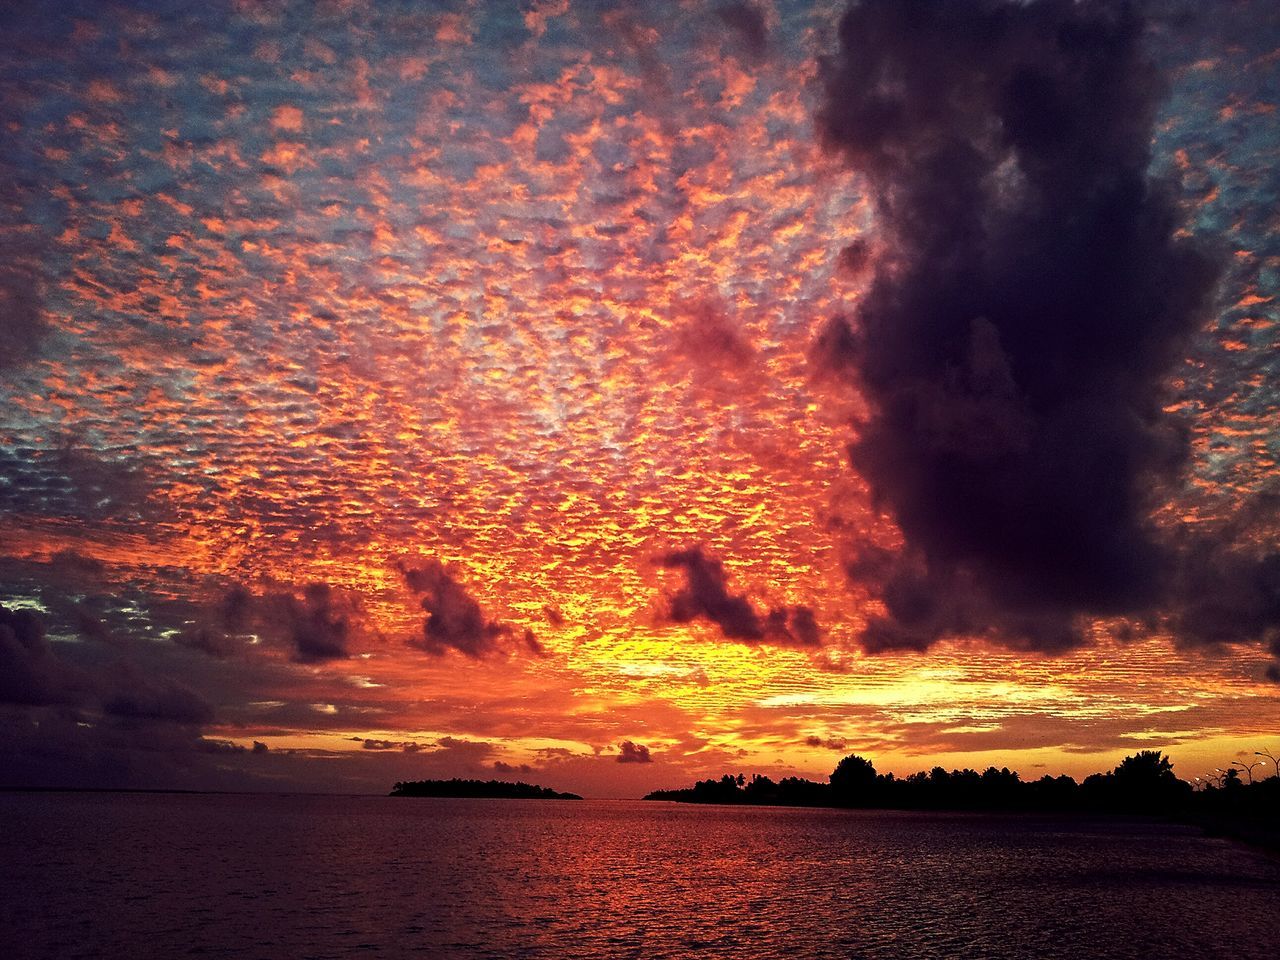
[0,602,246,788]
[1165,495,1280,675]
[173,584,256,659]
[399,559,506,658]
[263,583,353,663]
[102,677,215,725]
[169,580,363,662]
[816,0,1231,654]
[616,739,653,763]
[658,547,822,646]
[2,603,216,721]
[349,736,429,753]
[0,605,90,706]
[782,605,822,647]
[173,625,243,659]
[661,547,761,639]
[357,738,401,751]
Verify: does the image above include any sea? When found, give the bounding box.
[2,792,1277,959]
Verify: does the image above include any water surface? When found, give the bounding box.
[3,793,1277,959]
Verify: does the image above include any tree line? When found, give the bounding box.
[644,750,1279,818]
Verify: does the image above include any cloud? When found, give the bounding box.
[1,603,216,722]
[0,264,46,369]
[522,628,547,657]
[671,299,757,383]
[262,583,353,663]
[102,677,215,725]
[179,582,360,663]
[0,442,157,524]
[0,605,90,706]
[174,626,243,659]
[715,3,768,60]
[616,739,653,763]
[804,735,848,751]
[398,559,507,658]
[657,547,821,646]
[493,759,533,775]
[1164,496,1280,672]
[360,738,400,751]
[351,736,428,752]
[0,118,50,373]
[816,0,1224,654]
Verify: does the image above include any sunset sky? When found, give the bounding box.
[2,0,1277,797]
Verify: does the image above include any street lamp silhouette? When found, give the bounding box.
[1255,749,1278,779]
[1232,759,1261,784]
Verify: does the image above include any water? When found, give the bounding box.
[2,793,1277,960]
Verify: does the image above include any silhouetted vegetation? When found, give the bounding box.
[391,778,581,800]
[645,750,1280,840]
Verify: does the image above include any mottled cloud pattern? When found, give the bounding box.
[0,0,1275,794]
[817,0,1276,669]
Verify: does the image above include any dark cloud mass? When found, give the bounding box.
[399,559,506,658]
[1166,496,1280,675]
[658,547,821,646]
[263,583,353,663]
[0,605,88,706]
[102,678,215,725]
[616,739,653,763]
[813,0,1275,656]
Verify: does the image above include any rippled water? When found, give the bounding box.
[3,793,1277,959]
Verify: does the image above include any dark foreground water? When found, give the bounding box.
[2,794,1278,960]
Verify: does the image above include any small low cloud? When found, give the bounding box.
[264,583,353,663]
[350,736,425,752]
[657,547,822,647]
[804,735,848,751]
[493,759,533,775]
[617,739,653,763]
[398,559,538,659]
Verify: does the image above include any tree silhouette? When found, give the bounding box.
[1107,750,1189,812]
[829,754,878,806]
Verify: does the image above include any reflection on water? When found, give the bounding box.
[2,794,1277,959]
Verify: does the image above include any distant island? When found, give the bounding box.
[390,778,582,800]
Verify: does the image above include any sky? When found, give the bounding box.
[1,0,1277,798]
